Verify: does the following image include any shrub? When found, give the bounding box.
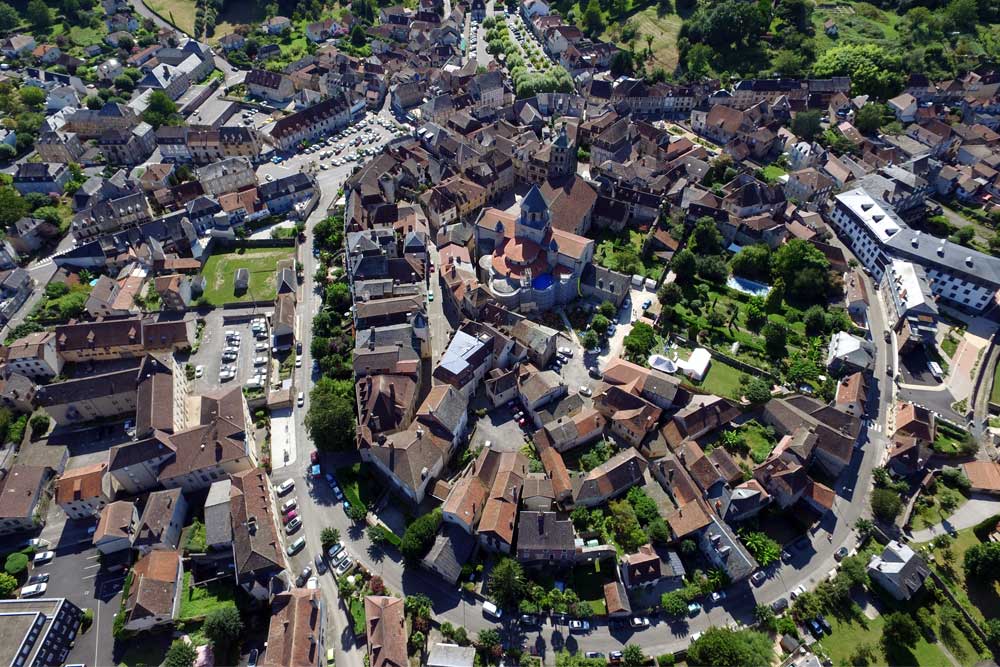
[400,508,442,560]
[29,414,50,440]
[81,608,94,632]
[4,552,28,577]
[657,655,676,667]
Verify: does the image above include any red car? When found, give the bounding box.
[310,450,319,464]
[283,509,299,524]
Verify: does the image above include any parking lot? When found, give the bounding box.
[189,310,273,393]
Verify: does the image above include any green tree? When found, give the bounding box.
[803,305,827,336]
[0,572,17,598]
[320,527,340,550]
[4,552,27,576]
[400,508,442,560]
[591,314,610,335]
[164,640,197,667]
[687,627,774,667]
[598,300,617,318]
[671,248,698,283]
[203,607,243,660]
[855,517,874,538]
[762,322,788,358]
[305,378,356,451]
[791,110,823,141]
[854,103,886,134]
[0,2,19,30]
[791,590,823,623]
[753,603,776,631]
[19,87,46,110]
[690,216,725,255]
[623,322,656,362]
[771,239,831,304]
[477,628,502,660]
[963,542,1000,582]
[812,44,904,99]
[488,558,526,609]
[745,296,767,330]
[350,23,367,46]
[882,612,920,652]
[661,591,688,617]
[581,330,599,350]
[142,90,180,129]
[950,226,975,247]
[25,0,50,28]
[743,377,772,404]
[872,487,903,522]
[0,186,28,228]
[741,531,781,566]
[582,0,604,35]
[730,245,771,281]
[622,644,646,667]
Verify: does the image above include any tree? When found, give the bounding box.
[591,314,610,335]
[698,255,729,284]
[25,0,50,28]
[0,2,19,30]
[855,517,874,538]
[658,282,683,306]
[346,502,367,523]
[963,542,1000,582]
[400,508,442,560]
[4,552,28,576]
[872,487,903,522]
[855,103,886,134]
[690,216,725,255]
[753,603,776,631]
[744,297,766,330]
[598,300,617,318]
[661,591,688,617]
[0,571,16,598]
[142,91,180,129]
[203,607,243,659]
[0,186,28,228]
[762,322,788,358]
[582,0,604,35]
[0,143,14,162]
[741,531,780,566]
[19,87,46,110]
[791,590,823,623]
[164,640,197,667]
[350,23,367,47]
[743,377,772,404]
[622,644,646,667]
[29,414,49,440]
[671,249,698,283]
[488,558,526,609]
[623,322,656,362]
[581,330,599,350]
[687,627,774,667]
[951,226,975,247]
[476,628,502,660]
[730,245,771,281]
[803,305,827,336]
[882,612,920,652]
[305,378,356,451]
[791,110,823,141]
[320,527,340,550]
[812,44,904,99]
[771,239,832,304]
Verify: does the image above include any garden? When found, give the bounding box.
[933,421,976,456]
[593,228,664,280]
[909,471,969,532]
[178,570,237,620]
[199,246,295,305]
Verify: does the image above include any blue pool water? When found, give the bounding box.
[532,273,554,290]
[727,276,771,296]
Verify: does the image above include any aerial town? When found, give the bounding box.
[1,0,1000,665]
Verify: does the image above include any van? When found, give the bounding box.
[482,601,502,619]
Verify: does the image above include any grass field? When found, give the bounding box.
[933,421,971,455]
[815,609,953,667]
[910,485,967,531]
[569,560,618,615]
[613,5,682,71]
[686,356,746,401]
[594,229,664,279]
[811,1,903,53]
[146,0,198,36]
[200,247,294,305]
[740,420,777,463]
[336,463,383,508]
[920,526,1000,628]
[178,571,237,620]
[209,1,267,44]
[349,597,365,635]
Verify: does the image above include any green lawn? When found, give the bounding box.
[815,608,953,667]
[68,24,107,48]
[740,420,777,463]
[209,1,267,45]
[941,334,960,360]
[933,422,972,455]
[685,356,746,401]
[910,486,967,531]
[336,463,383,508]
[569,560,619,615]
[178,571,237,620]
[145,0,198,35]
[349,597,365,636]
[759,165,786,184]
[199,247,295,305]
[811,0,903,53]
[594,229,664,279]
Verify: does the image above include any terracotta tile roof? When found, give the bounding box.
[836,372,866,406]
[805,479,836,510]
[365,596,407,667]
[231,467,285,577]
[263,589,323,667]
[538,444,572,500]
[125,548,181,624]
[623,544,661,585]
[0,465,47,520]
[604,580,629,614]
[574,448,647,505]
[666,499,711,538]
[963,460,1000,492]
[55,460,108,506]
[94,500,136,543]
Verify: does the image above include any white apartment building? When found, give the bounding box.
[829,189,1000,312]
[879,259,938,347]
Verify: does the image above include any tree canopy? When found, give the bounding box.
[771,239,832,305]
[304,378,356,451]
[812,44,905,99]
[687,627,774,667]
[488,558,526,609]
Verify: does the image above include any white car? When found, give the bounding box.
[306,576,319,589]
[20,583,47,598]
[265,174,273,181]
[195,365,204,378]
[335,557,354,576]
[254,356,267,366]
[276,479,295,495]
[295,356,303,368]
[33,551,54,565]
[281,498,298,513]
[790,585,806,600]
[579,386,592,397]
[558,346,573,357]
[297,391,305,407]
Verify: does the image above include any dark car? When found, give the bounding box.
[771,597,789,613]
[817,614,832,634]
[834,546,849,561]
[314,553,327,574]
[808,619,824,638]
[295,566,313,587]
[883,330,891,343]
[248,648,259,667]
[520,614,539,627]
[588,367,602,379]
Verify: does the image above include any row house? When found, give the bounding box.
[63,102,140,139]
[72,191,152,242]
[268,94,352,151]
[197,157,257,197]
[98,122,157,166]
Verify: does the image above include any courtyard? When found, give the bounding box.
[199,247,296,305]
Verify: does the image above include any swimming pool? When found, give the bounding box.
[727,275,771,297]
[532,273,554,290]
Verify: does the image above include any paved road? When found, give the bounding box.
[908,493,1000,542]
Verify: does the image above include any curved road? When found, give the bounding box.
[125,2,899,660]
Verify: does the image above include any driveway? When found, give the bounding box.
[907,493,1000,542]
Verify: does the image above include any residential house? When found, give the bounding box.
[593,385,662,448]
[268,95,352,151]
[0,465,49,536]
[573,448,647,507]
[894,402,934,442]
[133,487,188,553]
[516,510,575,564]
[245,69,295,104]
[888,94,918,123]
[12,162,70,195]
[93,500,138,554]
[231,467,286,599]
[107,432,176,494]
[868,540,930,600]
[122,549,183,631]
[962,461,1000,495]
[197,157,256,197]
[365,596,406,667]
[55,461,111,520]
[834,372,867,417]
[0,34,37,59]
[4,331,63,381]
[262,589,325,667]
[36,366,140,425]
[263,16,292,34]
[826,331,876,373]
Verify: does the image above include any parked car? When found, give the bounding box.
[314,553,327,574]
[629,616,650,628]
[327,542,344,561]
[281,498,297,513]
[834,546,849,561]
[609,650,623,663]
[751,571,767,586]
[247,649,258,667]
[687,602,702,616]
[771,597,789,613]
[276,479,295,495]
[520,613,538,627]
[807,618,824,638]
[26,573,49,585]
[588,367,602,379]
[195,365,204,378]
[295,566,313,587]
[710,590,727,604]
[584,652,604,659]
[568,620,590,632]
[790,585,806,600]
[558,346,573,357]
[20,583,47,598]
[286,537,305,556]
[816,614,832,634]
[306,576,319,589]
[579,385,592,397]
[297,392,305,407]
[335,557,354,576]
[32,551,54,565]
[283,510,299,524]
[285,517,302,534]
